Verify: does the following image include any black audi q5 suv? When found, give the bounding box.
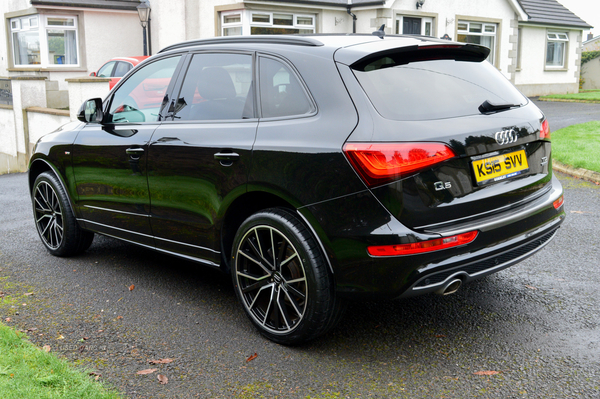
[29,33,565,344]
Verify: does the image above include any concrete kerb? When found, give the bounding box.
[553,161,600,184]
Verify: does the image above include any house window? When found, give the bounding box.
[10,14,79,67]
[222,13,242,36]
[546,32,569,68]
[457,21,497,64]
[221,10,315,36]
[395,16,433,36]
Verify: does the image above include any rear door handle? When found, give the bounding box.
[126,148,144,159]
[214,152,239,166]
[214,152,240,161]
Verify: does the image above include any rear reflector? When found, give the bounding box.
[540,119,550,140]
[553,195,564,210]
[344,142,456,187]
[368,230,479,257]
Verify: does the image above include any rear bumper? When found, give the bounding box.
[300,175,565,299]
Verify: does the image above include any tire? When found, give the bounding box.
[231,208,344,345]
[32,172,94,257]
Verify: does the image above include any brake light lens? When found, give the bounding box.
[368,230,479,257]
[344,142,456,187]
[540,119,550,140]
[553,195,564,210]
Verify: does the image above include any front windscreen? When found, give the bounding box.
[352,58,528,121]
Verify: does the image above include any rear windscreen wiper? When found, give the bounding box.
[479,100,520,114]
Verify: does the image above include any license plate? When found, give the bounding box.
[472,149,529,185]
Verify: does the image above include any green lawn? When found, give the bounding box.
[0,322,121,399]
[552,121,600,173]
[540,91,600,102]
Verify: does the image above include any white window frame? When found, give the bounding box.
[10,13,79,68]
[221,10,315,36]
[395,15,434,37]
[546,31,569,69]
[457,20,497,65]
[222,12,243,36]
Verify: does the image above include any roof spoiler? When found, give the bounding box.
[351,43,490,71]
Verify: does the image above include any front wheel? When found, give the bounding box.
[32,172,94,256]
[231,208,343,345]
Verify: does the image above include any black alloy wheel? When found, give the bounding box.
[32,172,94,257]
[232,208,342,345]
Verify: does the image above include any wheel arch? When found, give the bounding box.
[29,158,78,218]
[220,190,292,273]
[220,190,334,277]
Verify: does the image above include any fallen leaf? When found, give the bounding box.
[4,318,11,322]
[474,370,501,376]
[42,345,51,352]
[136,368,158,375]
[129,285,135,291]
[570,211,584,214]
[157,374,168,385]
[435,334,446,338]
[246,353,258,362]
[525,285,537,290]
[24,292,34,296]
[89,372,101,381]
[116,316,123,320]
[57,335,65,340]
[148,358,174,364]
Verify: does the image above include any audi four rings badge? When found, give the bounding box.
[495,129,518,145]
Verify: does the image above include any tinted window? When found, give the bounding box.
[173,53,253,121]
[353,59,527,121]
[107,56,181,123]
[113,61,132,77]
[259,57,313,118]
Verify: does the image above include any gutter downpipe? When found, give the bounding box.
[347,5,357,33]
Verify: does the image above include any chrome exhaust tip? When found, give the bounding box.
[435,278,462,296]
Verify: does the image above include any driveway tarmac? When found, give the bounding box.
[533,98,600,130]
[1,171,599,398]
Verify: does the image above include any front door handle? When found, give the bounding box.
[214,152,239,167]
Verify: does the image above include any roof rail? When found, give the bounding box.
[159,35,323,53]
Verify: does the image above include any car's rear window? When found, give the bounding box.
[352,58,527,121]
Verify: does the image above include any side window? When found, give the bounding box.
[113,61,132,78]
[107,56,181,123]
[173,53,253,121]
[97,61,116,77]
[259,57,313,118]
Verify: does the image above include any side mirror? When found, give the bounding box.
[77,98,104,123]
[89,71,97,77]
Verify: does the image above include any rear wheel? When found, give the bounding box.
[32,172,94,256]
[231,208,343,345]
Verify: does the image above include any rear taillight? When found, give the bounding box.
[541,119,550,140]
[343,142,456,187]
[368,230,479,257]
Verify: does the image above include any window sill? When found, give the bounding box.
[544,67,568,72]
[8,67,88,73]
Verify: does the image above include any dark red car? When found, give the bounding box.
[90,56,148,89]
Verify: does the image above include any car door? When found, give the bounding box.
[146,52,257,265]
[72,55,184,246]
